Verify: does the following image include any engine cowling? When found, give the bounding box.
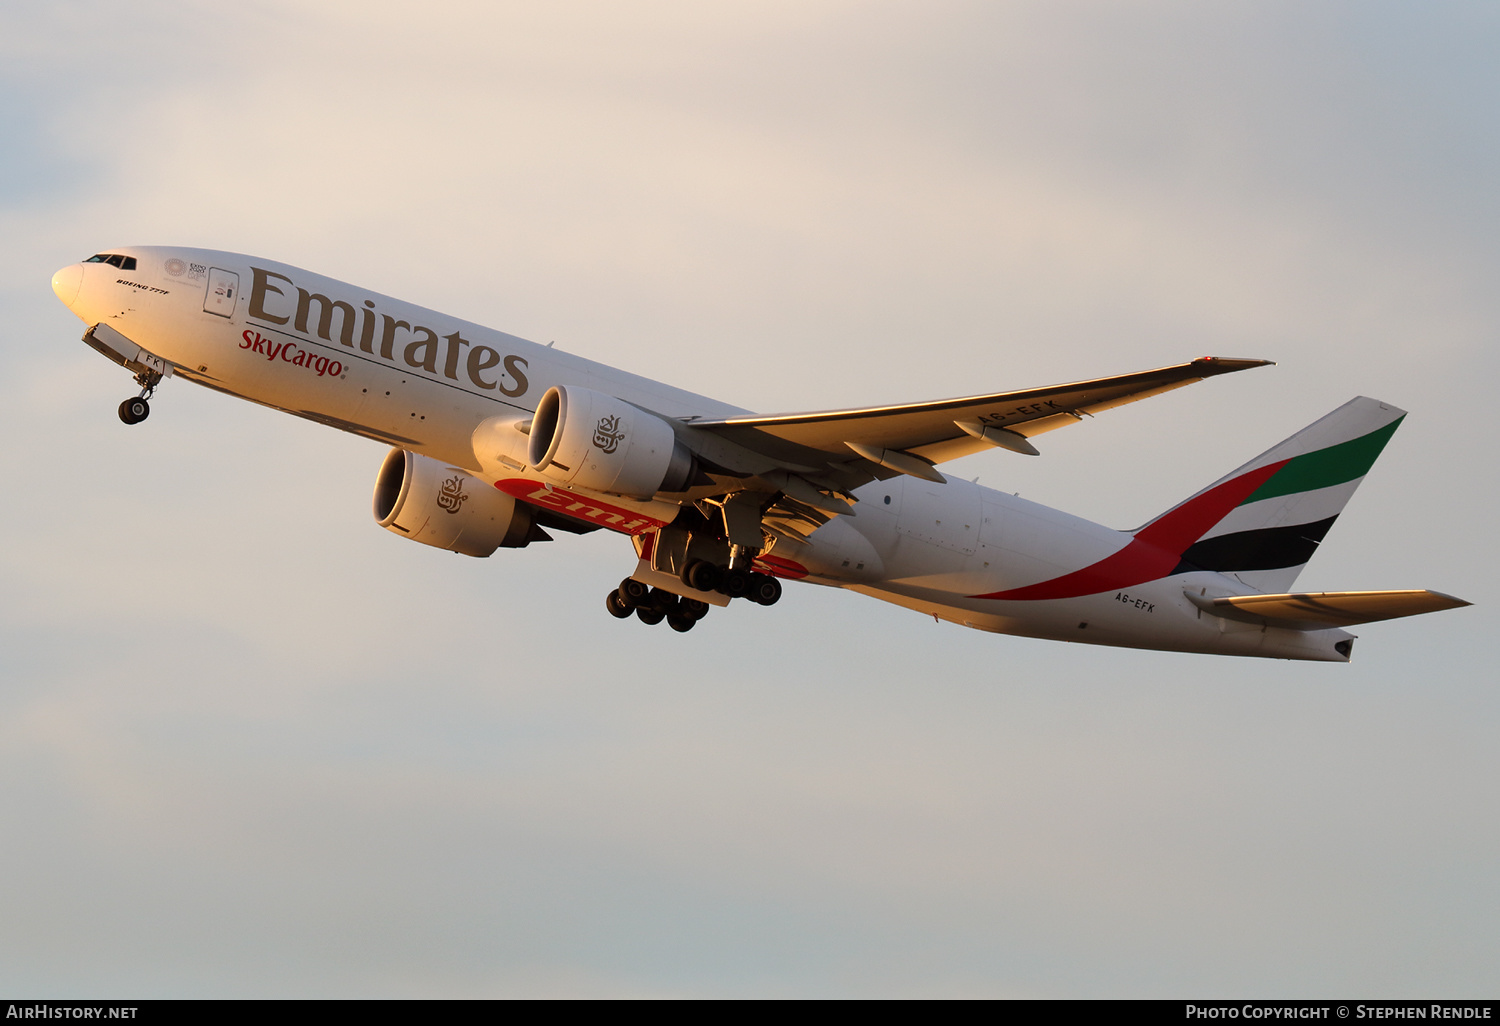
[372,448,539,556]
[526,385,695,498]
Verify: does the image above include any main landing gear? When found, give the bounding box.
[118,368,163,426]
[603,562,783,632]
[606,578,712,632]
[678,559,782,606]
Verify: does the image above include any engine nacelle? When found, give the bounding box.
[372,449,539,556]
[527,385,695,498]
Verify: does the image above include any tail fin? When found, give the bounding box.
[1138,396,1405,592]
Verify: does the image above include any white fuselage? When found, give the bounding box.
[53,247,1352,661]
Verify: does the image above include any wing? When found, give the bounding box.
[667,357,1270,543]
[686,357,1270,484]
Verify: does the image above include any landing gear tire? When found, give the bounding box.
[648,587,680,614]
[679,598,710,621]
[636,605,666,626]
[606,591,634,618]
[118,397,150,425]
[682,559,720,593]
[721,567,751,599]
[749,573,782,606]
[619,577,650,607]
[667,615,696,633]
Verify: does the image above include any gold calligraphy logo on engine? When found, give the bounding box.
[593,414,624,455]
[437,474,468,514]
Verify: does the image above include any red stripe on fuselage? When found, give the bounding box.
[754,554,809,580]
[969,460,1287,601]
[493,478,668,535]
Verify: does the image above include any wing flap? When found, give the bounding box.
[1190,589,1470,630]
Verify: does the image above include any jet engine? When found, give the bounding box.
[526,385,696,498]
[372,448,541,556]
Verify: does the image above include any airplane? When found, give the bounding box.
[51,247,1469,662]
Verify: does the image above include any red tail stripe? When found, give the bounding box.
[970,459,1288,601]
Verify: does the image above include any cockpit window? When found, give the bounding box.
[84,253,137,270]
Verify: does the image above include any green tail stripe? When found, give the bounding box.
[1242,416,1403,505]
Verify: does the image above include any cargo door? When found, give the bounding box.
[896,478,979,555]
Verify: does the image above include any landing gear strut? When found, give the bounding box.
[118,368,162,426]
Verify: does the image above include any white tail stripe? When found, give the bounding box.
[1194,477,1365,543]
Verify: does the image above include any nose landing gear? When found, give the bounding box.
[118,368,163,425]
[118,396,150,424]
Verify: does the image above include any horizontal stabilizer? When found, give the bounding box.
[1188,589,1470,631]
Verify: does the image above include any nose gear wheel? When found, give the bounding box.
[118,397,150,425]
[118,368,163,426]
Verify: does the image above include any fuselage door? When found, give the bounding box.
[203,268,240,318]
[896,478,980,555]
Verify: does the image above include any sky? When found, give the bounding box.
[1,0,1496,998]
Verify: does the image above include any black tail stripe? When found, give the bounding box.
[1175,515,1339,574]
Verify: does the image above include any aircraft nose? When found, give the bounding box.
[52,263,84,308]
